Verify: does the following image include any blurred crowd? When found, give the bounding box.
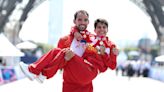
[116,50,164,82]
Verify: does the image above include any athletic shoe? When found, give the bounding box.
[35,73,47,83]
[19,62,36,81]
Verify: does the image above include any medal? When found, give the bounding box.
[100,41,104,45]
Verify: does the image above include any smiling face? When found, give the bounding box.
[94,19,108,37]
[73,10,89,31]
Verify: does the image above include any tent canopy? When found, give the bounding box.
[155,55,164,62]
[16,41,37,49]
[0,33,24,56]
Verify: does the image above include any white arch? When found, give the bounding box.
[19,0,157,48]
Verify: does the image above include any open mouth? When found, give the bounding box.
[79,25,86,30]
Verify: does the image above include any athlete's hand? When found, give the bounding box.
[64,49,75,61]
[112,47,119,55]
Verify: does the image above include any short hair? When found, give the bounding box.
[94,18,108,29]
[74,10,89,20]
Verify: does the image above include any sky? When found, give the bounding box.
[19,0,157,48]
[19,0,49,43]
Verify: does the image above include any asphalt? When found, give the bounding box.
[0,70,164,92]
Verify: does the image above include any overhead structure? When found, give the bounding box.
[130,0,164,55]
